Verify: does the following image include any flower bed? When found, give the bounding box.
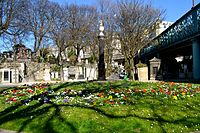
[1,82,199,107]
[0,81,200,133]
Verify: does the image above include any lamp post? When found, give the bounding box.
[192,0,195,8]
[98,20,106,80]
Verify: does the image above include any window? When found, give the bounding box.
[153,67,158,75]
[4,71,9,81]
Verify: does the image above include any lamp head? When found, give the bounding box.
[99,20,104,36]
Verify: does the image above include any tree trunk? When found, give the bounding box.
[59,48,64,82]
[124,56,135,80]
[34,34,37,52]
[76,44,80,63]
[60,64,64,82]
[130,58,135,80]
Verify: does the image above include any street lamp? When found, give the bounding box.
[98,20,106,80]
[192,0,195,8]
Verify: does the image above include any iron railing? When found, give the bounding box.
[141,3,200,56]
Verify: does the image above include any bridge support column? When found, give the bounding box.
[192,39,200,80]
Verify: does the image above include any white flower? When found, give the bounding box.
[65,96,69,99]
[120,102,124,104]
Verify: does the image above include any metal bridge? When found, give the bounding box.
[140,3,200,80]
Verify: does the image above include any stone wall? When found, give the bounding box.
[25,62,49,82]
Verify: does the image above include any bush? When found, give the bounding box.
[136,61,147,68]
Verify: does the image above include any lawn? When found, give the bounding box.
[0,81,200,133]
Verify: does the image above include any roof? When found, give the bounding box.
[149,57,161,62]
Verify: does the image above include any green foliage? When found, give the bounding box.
[51,64,60,72]
[88,54,96,64]
[48,55,58,64]
[67,50,76,57]
[136,61,147,68]
[68,50,77,65]
[36,48,51,63]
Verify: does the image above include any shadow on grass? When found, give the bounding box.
[0,81,199,133]
[0,82,80,133]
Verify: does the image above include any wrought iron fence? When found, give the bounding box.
[141,3,200,56]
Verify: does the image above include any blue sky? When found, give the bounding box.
[1,0,200,52]
[50,0,200,22]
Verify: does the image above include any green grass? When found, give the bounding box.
[0,81,200,133]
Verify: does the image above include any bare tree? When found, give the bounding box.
[24,0,52,53]
[0,0,29,51]
[0,0,15,36]
[48,2,70,82]
[116,0,164,80]
[66,4,98,64]
[0,0,29,37]
[48,3,98,81]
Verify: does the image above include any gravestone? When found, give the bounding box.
[44,68,51,81]
[137,67,148,81]
[136,61,148,81]
[68,66,78,80]
[108,73,120,81]
[149,57,161,80]
[63,68,69,81]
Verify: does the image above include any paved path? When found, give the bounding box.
[0,129,22,133]
[0,84,19,88]
[0,81,60,88]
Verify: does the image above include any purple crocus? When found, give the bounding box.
[64,99,69,103]
[44,97,50,103]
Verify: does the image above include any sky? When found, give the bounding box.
[1,0,200,52]
[50,0,200,22]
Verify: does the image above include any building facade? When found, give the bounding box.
[0,44,31,83]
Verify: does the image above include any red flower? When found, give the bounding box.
[9,97,17,102]
[98,92,104,97]
[12,89,20,94]
[167,91,171,95]
[143,89,147,93]
[151,89,155,93]
[188,84,192,88]
[104,100,108,103]
[170,82,175,86]
[13,98,17,102]
[159,87,165,93]
[27,89,34,93]
[110,101,115,105]
[134,89,139,93]
[17,93,25,96]
[9,98,14,101]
